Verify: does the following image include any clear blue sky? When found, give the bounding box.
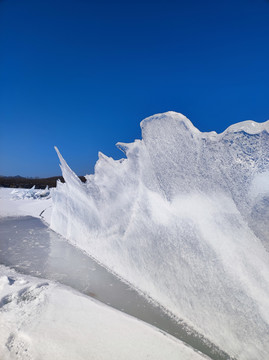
[0,0,269,177]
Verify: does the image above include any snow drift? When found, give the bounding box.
[51,112,269,359]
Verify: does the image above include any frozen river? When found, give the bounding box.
[0,216,234,360]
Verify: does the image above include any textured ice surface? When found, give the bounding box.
[51,112,269,359]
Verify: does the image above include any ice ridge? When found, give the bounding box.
[51,112,269,360]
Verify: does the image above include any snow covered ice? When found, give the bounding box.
[0,265,207,360]
[0,189,209,360]
[51,111,269,360]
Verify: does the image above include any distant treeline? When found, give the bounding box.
[0,176,86,189]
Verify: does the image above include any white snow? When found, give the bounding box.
[51,111,269,359]
[0,265,208,360]
[0,187,52,223]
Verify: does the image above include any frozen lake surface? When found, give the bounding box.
[0,216,234,360]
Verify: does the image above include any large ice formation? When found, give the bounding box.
[51,112,269,359]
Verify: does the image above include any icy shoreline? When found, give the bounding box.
[0,188,209,360]
[0,214,232,360]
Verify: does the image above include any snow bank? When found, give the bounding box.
[0,266,208,360]
[51,111,269,359]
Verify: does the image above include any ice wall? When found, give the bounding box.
[51,112,269,359]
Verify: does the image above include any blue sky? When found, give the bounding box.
[0,0,269,177]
